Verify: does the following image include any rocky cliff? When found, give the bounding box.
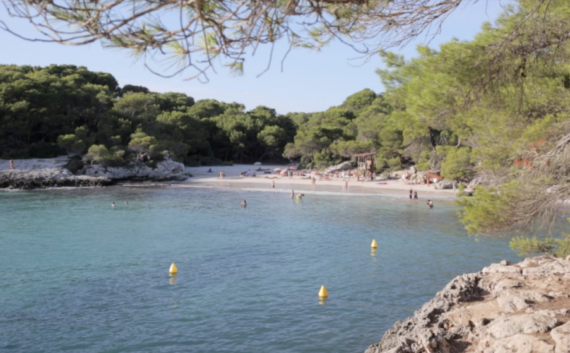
[365,256,570,353]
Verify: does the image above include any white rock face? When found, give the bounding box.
[551,321,570,353]
[0,157,188,188]
[0,159,110,189]
[83,159,188,181]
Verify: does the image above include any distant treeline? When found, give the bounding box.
[0,64,299,166]
[0,64,405,170]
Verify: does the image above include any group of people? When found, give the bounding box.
[241,190,304,208]
[409,189,434,209]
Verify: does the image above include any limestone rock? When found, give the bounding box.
[82,159,188,181]
[365,257,570,353]
[480,333,554,353]
[551,321,570,353]
[483,311,558,339]
[0,168,110,189]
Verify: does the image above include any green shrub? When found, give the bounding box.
[510,236,558,257]
[456,184,465,197]
[387,156,402,171]
[220,160,234,166]
[441,147,473,180]
[510,227,570,258]
[146,160,158,169]
[85,144,125,167]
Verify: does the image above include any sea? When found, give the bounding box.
[0,185,517,353]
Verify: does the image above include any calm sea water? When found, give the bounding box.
[0,186,516,353]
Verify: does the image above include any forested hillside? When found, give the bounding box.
[0,64,296,165]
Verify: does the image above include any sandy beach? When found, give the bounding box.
[183,164,457,198]
[0,158,458,198]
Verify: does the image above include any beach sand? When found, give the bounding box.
[182,164,457,198]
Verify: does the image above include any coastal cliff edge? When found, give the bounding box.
[366,256,570,353]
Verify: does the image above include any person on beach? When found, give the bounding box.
[413,191,418,200]
[9,159,14,169]
[291,190,295,199]
[219,171,225,179]
[409,189,413,199]
[111,202,115,207]
[272,180,275,189]
[207,168,212,173]
[241,200,247,207]
[344,180,348,189]
[311,177,316,186]
[427,200,434,209]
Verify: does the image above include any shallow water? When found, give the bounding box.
[0,186,516,352]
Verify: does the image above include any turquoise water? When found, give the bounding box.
[0,186,516,352]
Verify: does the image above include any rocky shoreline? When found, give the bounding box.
[0,157,190,190]
[365,256,570,353]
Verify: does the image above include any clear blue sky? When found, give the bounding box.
[0,1,507,114]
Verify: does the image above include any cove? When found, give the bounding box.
[0,187,516,352]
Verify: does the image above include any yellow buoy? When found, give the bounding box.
[371,239,378,249]
[318,285,328,298]
[169,263,178,275]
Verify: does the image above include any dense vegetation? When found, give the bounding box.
[0,64,296,166]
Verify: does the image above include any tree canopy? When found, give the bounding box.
[0,64,296,165]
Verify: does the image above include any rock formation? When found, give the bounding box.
[0,157,189,189]
[81,159,189,181]
[0,168,110,189]
[365,256,570,353]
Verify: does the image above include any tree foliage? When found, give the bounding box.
[0,64,296,165]
[3,0,553,80]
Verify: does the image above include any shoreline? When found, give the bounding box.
[180,164,458,198]
[0,158,459,198]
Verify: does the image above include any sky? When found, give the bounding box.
[0,1,509,114]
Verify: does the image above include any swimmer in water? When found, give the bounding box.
[296,193,304,200]
[291,190,295,199]
[427,200,434,209]
[241,199,247,207]
[111,202,115,207]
